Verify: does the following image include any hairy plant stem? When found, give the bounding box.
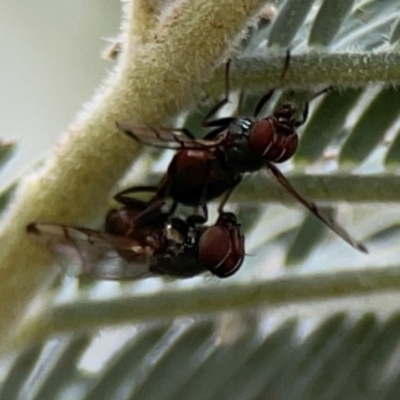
[145,172,400,203]
[10,265,400,349]
[204,52,400,96]
[0,0,267,354]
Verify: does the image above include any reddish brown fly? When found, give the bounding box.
[27,197,244,280]
[28,52,366,280]
[116,54,366,253]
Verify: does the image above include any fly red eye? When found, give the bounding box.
[198,225,230,273]
[248,119,275,157]
[198,214,244,278]
[274,134,298,163]
[262,133,298,163]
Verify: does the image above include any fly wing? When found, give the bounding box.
[116,121,223,150]
[265,162,368,254]
[27,223,153,280]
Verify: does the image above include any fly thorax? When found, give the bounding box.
[229,118,253,136]
[186,226,201,247]
[224,118,264,173]
[165,223,186,244]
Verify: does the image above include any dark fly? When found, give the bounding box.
[27,196,245,280]
[116,54,367,254]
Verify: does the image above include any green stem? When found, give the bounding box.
[204,52,400,96]
[12,265,400,348]
[145,173,400,203]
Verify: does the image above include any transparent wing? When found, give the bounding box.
[27,223,153,280]
[116,121,223,150]
[265,162,368,254]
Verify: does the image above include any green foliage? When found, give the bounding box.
[4,0,400,398]
[5,312,400,399]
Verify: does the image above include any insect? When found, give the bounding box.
[27,195,245,280]
[116,54,367,253]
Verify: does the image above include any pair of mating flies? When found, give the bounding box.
[28,54,367,280]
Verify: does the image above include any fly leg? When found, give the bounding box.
[191,162,212,224]
[254,50,291,117]
[217,176,242,215]
[113,185,166,226]
[114,186,159,207]
[293,86,333,127]
[202,60,233,128]
[201,60,240,140]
